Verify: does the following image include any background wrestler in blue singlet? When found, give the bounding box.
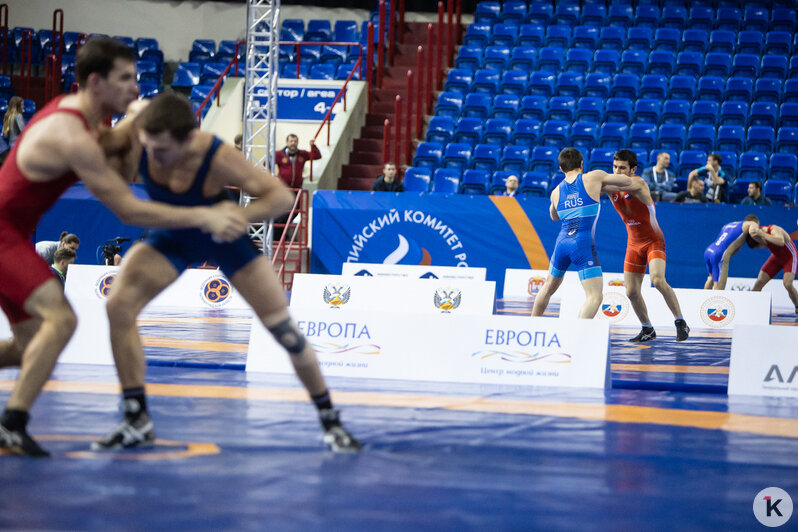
[703,215,760,290]
[532,148,632,319]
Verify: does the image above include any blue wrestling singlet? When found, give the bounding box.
[703,221,743,282]
[549,173,602,281]
[139,136,259,277]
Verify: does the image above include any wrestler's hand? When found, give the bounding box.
[202,201,249,242]
[748,224,760,238]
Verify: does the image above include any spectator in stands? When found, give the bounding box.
[234,134,242,152]
[674,178,709,204]
[741,181,771,206]
[49,247,76,289]
[371,162,404,192]
[502,174,519,197]
[641,152,676,202]
[35,232,80,266]
[2,96,26,146]
[274,133,321,189]
[688,154,728,203]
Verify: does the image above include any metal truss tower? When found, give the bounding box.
[242,0,280,256]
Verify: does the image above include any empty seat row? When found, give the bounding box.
[403,167,550,196]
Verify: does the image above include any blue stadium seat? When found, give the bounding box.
[526,4,553,26]
[530,146,559,174]
[589,148,615,172]
[771,9,797,34]
[403,167,432,192]
[309,63,335,80]
[113,35,136,51]
[761,55,788,80]
[472,69,500,94]
[770,153,798,184]
[725,78,753,104]
[335,64,361,80]
[716,151,738,178]
[633,99,661,125]
[763,180,793,205]
[500,1,527,24]
[657,124,686,151]
[716,8,742,32]
[540,120,569,147]
[639,75,668,100]
[413,142,444,170]
[138,60,162,85]
[443,69,473,94]
[474,1,500,25]
[569,122,599,151]
[576,97,604,123]
[500,70,528,96]
[455,45,483,71]
[739,152,768,182]
[691,101,719,126]
[719,102,748,126]
[281,20,304,39]
[703,53,731,79]
[598,122,629,149]
[662,99,690,125]
[453,118,484,146]
[463,24,491,48]
[717,126,746,152]
[482,46,510,71]
[280,62,310,79]
[686,125,716,152]
[519,97,547,121]
[668,76,696,101]
[462,93,492,119]
[491,95,520,120]
[518,25,544,48]
[744,7,769,33]
[537,47,565,72]
[653,28,680,53]
[675,52,703,78]
[629,123,657,152]
[460,169,491,195]
[776,128,798,155]
[489,24,519,48]
[696,76,724,102]
[737,31,764,56]
[554,3,580,27]
[137,82,160,99]
[754,79,782,105]
[680,29,708,54]
[501,145,531,172]
[731,54,760,79]
[435,92,464,119]
[172,62,201,88]
[764,32,792,56]
[749,102,778,128]
[572,26,599,50]
[431,168,461,194]
[688,6,714,32]
[610,74,638,100]
[583,73,611,99]
[634,4,659,29]
[607,4,633,28]
[306,19,332,41]
[544,25,572,49]
[729,179,755,204]
[786,80,798,103]
[442,143,473,172]
[528,72,556,98]
[510,47,536,71]
[620,50,647,76]
[320,45,347,65]
[135,38,159,59]
[626,27,653,51]
[565,48,592,73]
[334,20,358,42]
[548,96,576,122]
[679,151,708,179]
[482,118,514,147]
[593,49,620,75]
[426,117,456,144]
[471,144,502,173]
[555,72,583,99]
[519,172,549,197]
[581,4,606,27]
[709,30,736,55]
[490,171,518,195]
[661,6,687,31]
[605,98,633,123]
[781,103,798,128]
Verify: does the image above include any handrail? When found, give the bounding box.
[405,69,412,164]
[398,0,405,44]
[52,8,63,67]
[436,2,443,91]
[416,45,424,139]
[425,24,433,111]
[75,32,87,55]
[377,0,385,88]
[446,0,454,67]
[193,39,245,126]
[366,22,374,112]
[272,188,309,289]
[388,0,396,66]
[382,118,391,165]
[0,4,8,76]
[394,94,402,165]
[20,30,32,98]
[281,40,362,83]
[45,55,57,101]
[456,0,462,42]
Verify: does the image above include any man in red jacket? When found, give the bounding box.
[274,133,321,189]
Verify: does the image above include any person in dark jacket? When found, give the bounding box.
[371,162,403,192]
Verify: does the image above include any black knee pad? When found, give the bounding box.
[267,318,307,355]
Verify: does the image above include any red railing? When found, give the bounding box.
[192,40,245,125]
[382,118,391,165]
[0,4,8,76]
[271,188,309,290]
[281,40,363,81]
[19,30,33,97]
[394,94,402,164]
[377,0,385,87]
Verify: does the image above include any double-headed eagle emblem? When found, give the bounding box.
[434,287,462,312]
[323,282,351,307]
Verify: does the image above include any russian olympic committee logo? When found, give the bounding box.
[323,282,351,308]
[753,487,793,527]
[434,286,461,312]
[527,276,546,295]
[94,271,117,299]
[596,292,630,322]
[700,296,736,328]
[201,276,232,307]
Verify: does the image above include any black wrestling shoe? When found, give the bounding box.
[0,422,50,457]
[629,326,656,343]
[91,412,155,451]
[675,319,690,342]
[319,409,362,453]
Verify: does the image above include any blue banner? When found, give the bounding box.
[311,191,798,296]
[261,86,340,122]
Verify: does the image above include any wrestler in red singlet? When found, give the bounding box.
[760,225,798,278]
[609,186,667,274]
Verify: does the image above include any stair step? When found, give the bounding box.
[342,163,384,179]
[339,177,376,191]
[349,151,384,165]
[354,138,383,152]
[360,125,387,138]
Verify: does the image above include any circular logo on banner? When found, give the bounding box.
[434,286,462,312]
[527,276,546,295]
[201,276,232,307]
[753,487,793,527]
[596,292,630,322]
[323,282,351,308]
[700,296,736,328]
[94,272,117,299]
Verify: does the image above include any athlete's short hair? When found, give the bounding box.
[54,247,76,263]
[749,181,762,192]
[709,153,722,165]
[75,36,136,86]
[558,148,583,173]
[139,93,196,142]
[744,214,759,223]
[613,149,638,171]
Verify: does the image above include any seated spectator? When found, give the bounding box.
[740,181,772,206]
[234,133,242,151]
[35,232,80,265]
[641,151,676,202]
[49,247,76,289]
[371,162,404,192]
[688,153,728,203]
[674,177,709,203]
[501,174,519,197]
[2,96,26,146]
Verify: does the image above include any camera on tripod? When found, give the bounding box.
[102,237,131,265]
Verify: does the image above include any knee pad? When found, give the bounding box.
[267,318,307,355]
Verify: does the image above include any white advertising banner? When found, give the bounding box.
[341,262,487,281]
[558,286,771,329]
[729,324,798,398]
[502,268,649,299]
[289,273,496,315]
[60,265,251,365]
[725,276,797,311]
[247,308,611,388]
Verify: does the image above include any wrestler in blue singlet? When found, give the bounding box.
[549,173,602,281]
[703,221,744,282]
[140,136,259,277]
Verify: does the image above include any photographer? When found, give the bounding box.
[100,237,132,266]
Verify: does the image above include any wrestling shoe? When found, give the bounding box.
[0,422,49,457]
[319,409,362,453]
[629,326,656,342]
[675,319,690,342]
[91,412,155,451]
